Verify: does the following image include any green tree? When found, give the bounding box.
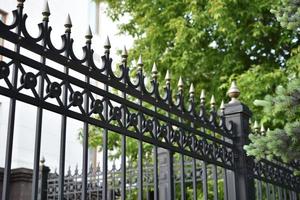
[104,0,299,116]
[245,78,300,162]
[244,0,300,164]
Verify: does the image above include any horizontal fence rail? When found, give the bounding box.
[0,1,299,200]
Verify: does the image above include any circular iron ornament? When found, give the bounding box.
[91,99,103,114]
[70,91,83,106]
[144,119,153,132]
[0,61,10,79]
[128,113,138,126]
[46,82,61,98]
[174,130,180,143]
[159,125,167,137]
[21,72,37,89]
[111,107,121,120]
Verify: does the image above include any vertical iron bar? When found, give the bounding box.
[266,183,271,200]
[257,180,262,200]
[180,153,186,200]
[212,164,218,200]
[2,2,23,200]
[82,32,92,200]
[283,189,287,200]
[191,122,197,200]
[102,43,110,200]
[166,79,174,200]
[58,22,71,200]
[272,185,276,200]
[81,69,90,198]
[223,168,228,200]
[120,51,127,200]
[31,13,48,200]
[137,67,143,200]
[278,187,282,200]
[153,97,158,200]
[178,117,186,200]
[202,161,208,200]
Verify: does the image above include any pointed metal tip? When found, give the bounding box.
[228,81,240,102]
[165,70,171,81]
[210,95,216,105]
[152,62,158,78]
[152,62,157,73]
[137,54,143,66]
[253,120,259,130]
[104,36,111,49]
[42,1,50,16]
[220,100,225,110]
[200,89,205,99]
[189,83,195,94]
[122,46,128,57]
[177,76,184,89]
[64,14,72,28]
[85,25,93,41]
[260,123,266,133]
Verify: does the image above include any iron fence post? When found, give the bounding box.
[224,84,255,200]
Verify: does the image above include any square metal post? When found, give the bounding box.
[224,101,255,200]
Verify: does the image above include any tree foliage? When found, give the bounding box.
[105,0,299,114]
[245,79,300,162]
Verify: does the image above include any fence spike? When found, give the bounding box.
[210,95,216,108]
[64,14,72,29]
[200,89,205,104]
[42,1,50,20]
[165,70,171,84]
[85,25,93,40]
[260,123,266,135]
[104,35,111,49]
[227,81,240,103]
[137,54,144,68]
[253,120,259,132]
[189,83,195,97]
[122,45,128,57]
[177,76,184,91]
[152,62,158,79]
[220,100,225,110]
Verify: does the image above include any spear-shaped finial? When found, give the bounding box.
[200,89,205,104]
[177,76,184,92]
[220,100,225,111]
[122,46,128,57]
[227,81,240,103]
[151,62,158,79]
[42,1,50,21]
[165,70,171,85]
[64,14,72,32]
[210,95,216,109]
[253,121,259,132]
[121,46,128,64]
[104,36,111,49]
[189,83,195,97]
[260,123,266,135]
[85,25,93,41]
[137,55,143,71]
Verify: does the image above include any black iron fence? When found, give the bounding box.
[0,0,299,199]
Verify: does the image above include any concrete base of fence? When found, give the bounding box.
[0,168,33,200]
